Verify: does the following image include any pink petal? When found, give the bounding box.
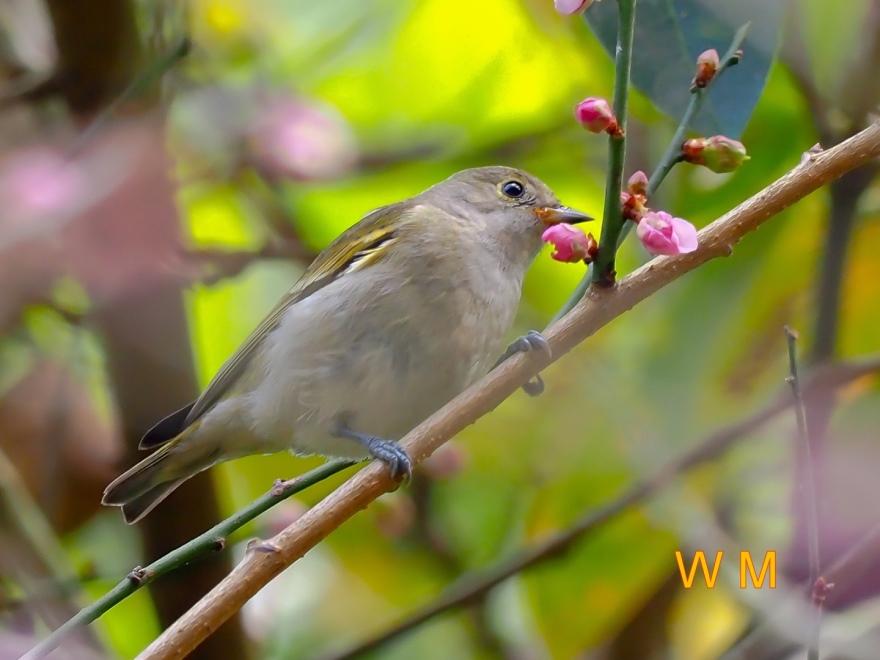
[670,217,698,253]
[555,0,588,15]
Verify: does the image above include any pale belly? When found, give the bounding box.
[229,260,521,460]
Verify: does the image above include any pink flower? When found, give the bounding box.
[636,211,698,256]
[542,223,597,263]
[0,149,84,218]
[247,95,357,181]
[574,97,617,134]
[555,0,595,14]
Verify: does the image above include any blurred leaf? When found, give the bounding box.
[584,0,783,137]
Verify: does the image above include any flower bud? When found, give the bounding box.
[626,170,649,195]
[682,135,749,173]
[555,0,595,14]
[542,223,598,263]
[636,211,698,256]
[575,97,618,135]
[621,191,647,222]
[692,49,720,89]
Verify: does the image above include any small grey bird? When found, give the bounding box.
[102,166,592,523]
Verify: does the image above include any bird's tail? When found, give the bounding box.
[102,433,210,524]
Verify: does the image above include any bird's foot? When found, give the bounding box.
[493,330,551,397]
[335,423,413,482]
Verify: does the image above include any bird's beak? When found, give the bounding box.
[535,206,594,225]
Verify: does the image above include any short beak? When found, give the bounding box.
[536,206,594,225]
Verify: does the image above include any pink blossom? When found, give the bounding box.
[636,211,698,256]
[248,96,357,181]
[0,149,84,218]
[574,97,616,134]
[422,443,467,480]
[542,223,597,263]
[555,0,595,14]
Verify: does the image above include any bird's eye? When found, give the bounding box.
[501,180,525,198]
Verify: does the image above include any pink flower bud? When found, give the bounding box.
[682,135,749,173]
[575,97,617,134]
[247,95,357,181]
[555,0,595,14]
[692,49,720,89]
[626,170,648,195]
[636,211,698,256]
[542,223,598,263]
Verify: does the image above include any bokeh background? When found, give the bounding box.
[1,0,880,658]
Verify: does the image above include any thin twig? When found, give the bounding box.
[131,120,880,660]
[590,0,637,286]
[69,38,191,157]
[323,354,880,659]
[645,25,748,196]
[784,326,821,660]
[551,24,747,324]
[22,460,355,660]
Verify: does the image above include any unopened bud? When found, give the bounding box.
[682,135,749,173]
[626,170,649,195]
[621,191,647,222]
[575,97,618,135]
[692,49,720,89]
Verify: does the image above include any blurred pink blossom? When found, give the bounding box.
[422,443,468,480]
[636,211,698,256]
[247,96,357,181]
[0,149,84,219]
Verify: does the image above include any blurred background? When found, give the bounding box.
[1,0,879,658]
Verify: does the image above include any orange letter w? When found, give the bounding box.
[675,551,723,588]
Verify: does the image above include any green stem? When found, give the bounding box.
[23,460,355,660]
[590,0,637,287]
[549,23,749,325]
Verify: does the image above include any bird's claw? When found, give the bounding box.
[364,436,413,482]
[335,421,413,483]
[522,373,544,397]
[500,330,552,363]
[495,330,550,396]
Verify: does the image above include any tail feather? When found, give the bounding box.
[102,441,177,507]
[120,479,187,524]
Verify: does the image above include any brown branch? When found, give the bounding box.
[137,120,880,660]
[324,354,880,660]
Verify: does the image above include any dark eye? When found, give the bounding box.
[501,180,525,198]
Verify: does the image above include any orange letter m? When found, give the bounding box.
[740,551,776,589]
[675,551,723,588]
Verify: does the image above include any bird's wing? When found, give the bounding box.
[181,202,408,428]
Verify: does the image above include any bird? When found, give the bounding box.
[102,166,592,523]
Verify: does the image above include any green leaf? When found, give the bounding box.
[584,0,783,138]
